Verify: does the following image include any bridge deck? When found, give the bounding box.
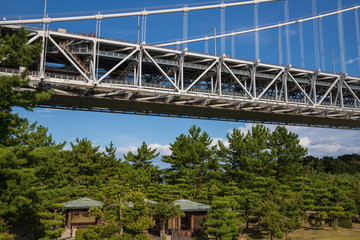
[1,25,360,129]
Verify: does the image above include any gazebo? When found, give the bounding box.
[61,198,104,238]
[167,199,211,240]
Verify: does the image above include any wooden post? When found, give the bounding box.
[191,214,194,231]
[178,216,181,231]
[172,218,175,233]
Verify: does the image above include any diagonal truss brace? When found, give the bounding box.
[222,62,253,99]
[317,77,340,105]
[143,49,180,92]
[98,48,138,83]
[343,80,360,104]
[185,60,218,92]
[26,34,40,45]
[257,69,284,100]
[48,36,91,82]
[288,72,315,105]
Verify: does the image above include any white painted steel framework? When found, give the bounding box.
[0,0,278,25]
[157,4,360,47]
[1,25,360,129]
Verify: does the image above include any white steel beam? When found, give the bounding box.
[143,49,180,91]
[222,62,253,98]
[317,78,340,105]
[94,91,127,97]
[257,69,284,99]
[288,72,315,105]
[343,80,360,104]
[185,60,218,92]
[48,35,91,82]
[157,5,360,47]
[26,34,40,45]
[136,95,167,101]
[174,99,206,105]
[98,48,138,82]
[0,0,278,25]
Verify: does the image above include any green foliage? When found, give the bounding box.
[204,196,241,240]
[124,142,161,182]
[0,233,15,240]
[152,201,182,233]
[339,219,353,229]
[0,28,50,145]
[163,125,220,199]
[0,219,15,240]
[0,28,42,68]
[124,142,159,168]
[257,200,284,240]
[75,228,86,240]
[0,65,359,240]
[87,190,153,239]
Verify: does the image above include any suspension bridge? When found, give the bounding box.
[1,0,360,129]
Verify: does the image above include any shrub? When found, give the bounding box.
[75,229,86,240]
[339,219,353,229]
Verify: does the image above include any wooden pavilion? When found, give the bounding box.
[60,198,104,238]
[166,199,211,240]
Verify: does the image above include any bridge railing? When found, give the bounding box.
[0,66,358,110]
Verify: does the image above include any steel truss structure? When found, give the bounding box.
[1,26,360,129]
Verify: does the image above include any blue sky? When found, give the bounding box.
[2,0,360,166]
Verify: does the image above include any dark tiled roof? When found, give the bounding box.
[62,198,104,209]
[174,199,211,212]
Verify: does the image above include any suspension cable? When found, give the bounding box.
[278,25,283,65]
[220,4,226,55]
[183,8,189,49]
[299,22,305,68]
[312,0,320,69]
[319,17,325,70]
[157,4,360,48]
[338,0,346,73]
[0,0,279,25]
[284,0,291,65]
[355,8,360,72]
[254,2,260,60]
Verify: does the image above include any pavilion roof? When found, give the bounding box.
[174,199,211,212]
[62,197,104,210]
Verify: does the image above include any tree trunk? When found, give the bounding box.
[119,206,123,235]
[160,221,166,239]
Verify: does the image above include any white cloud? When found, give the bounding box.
[148,143,172,156]
[115,143,171,156]
[346,57,360,65]
[35,108,60,113]
[226,124,360,158]
[276,126,360,157]
[299,136,310,148]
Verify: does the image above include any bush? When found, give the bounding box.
[0,233,15,240]
[339,219,353,229]
[76,229,86,240]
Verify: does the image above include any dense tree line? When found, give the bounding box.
[1,29,360,240]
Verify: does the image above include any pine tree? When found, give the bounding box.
[204,196,241,240]
[152,201,182,237]
[163,125,219,199]
[0,28,50,145]
[124,142,161,182]
[269,126,307,182]
[257,200,284,240]
[124,142,159,169]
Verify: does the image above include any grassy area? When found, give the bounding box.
[241,223,360,240]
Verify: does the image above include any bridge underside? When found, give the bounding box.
[38,90,360,129]
[2,25,360,129]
